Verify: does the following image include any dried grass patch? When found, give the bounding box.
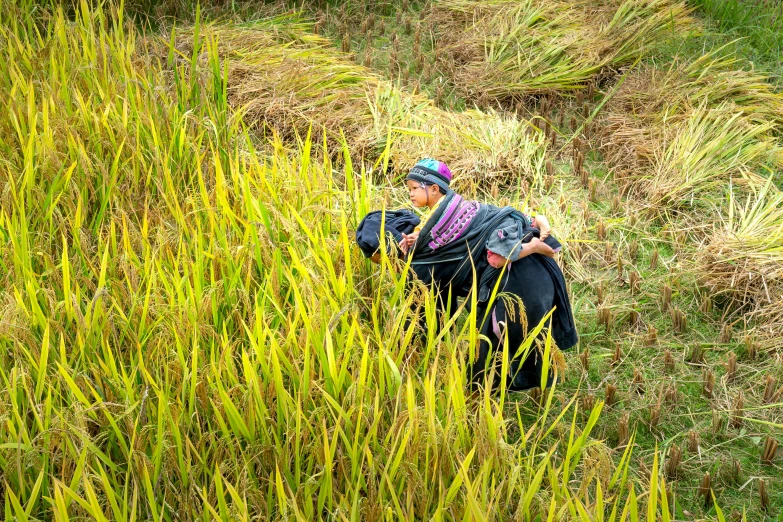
[363,85,547,187]
[425,0,692,103]
[697,181,783,348]
[168,21,373,144]
[168,21,548,185]
[599,53,783,206]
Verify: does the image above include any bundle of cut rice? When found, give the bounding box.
[168,20,548,185]
[599,52,783,206]
[697,180,783,348]
[424,0,692,102]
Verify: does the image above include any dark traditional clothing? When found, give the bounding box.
[355,209,420,258]
[473,253,573,391]
[358,189,577,392]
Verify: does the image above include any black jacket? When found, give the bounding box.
[408,191,577,352]
[356,209,420,258]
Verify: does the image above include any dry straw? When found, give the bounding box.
[697,179,783,348]
[424,0,692,102]
[167,22,551,187]
[600,52,783,204]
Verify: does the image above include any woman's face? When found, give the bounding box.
[406,179,436,208]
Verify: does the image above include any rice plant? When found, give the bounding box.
[601,49,783,206]
[364,84,549,186]
[646,103,782,205]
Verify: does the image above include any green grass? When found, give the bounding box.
[689,0,783,81]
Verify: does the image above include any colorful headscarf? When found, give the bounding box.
[406,158,453,192]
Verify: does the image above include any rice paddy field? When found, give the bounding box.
[1,0,782,519]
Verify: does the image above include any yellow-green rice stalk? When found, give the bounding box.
[645,103,783,206]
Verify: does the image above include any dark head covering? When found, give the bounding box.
[406,158,453,192]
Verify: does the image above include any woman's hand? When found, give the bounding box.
[399,231,420,255]
[530,236,555,257]
[517,237,556,260]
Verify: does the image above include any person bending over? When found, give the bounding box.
[399,158,555,264]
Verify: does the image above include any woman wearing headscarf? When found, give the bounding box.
[357,159,577,391]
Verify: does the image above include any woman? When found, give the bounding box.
[357,159,577,391]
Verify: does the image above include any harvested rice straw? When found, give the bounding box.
[425,0,692,100]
